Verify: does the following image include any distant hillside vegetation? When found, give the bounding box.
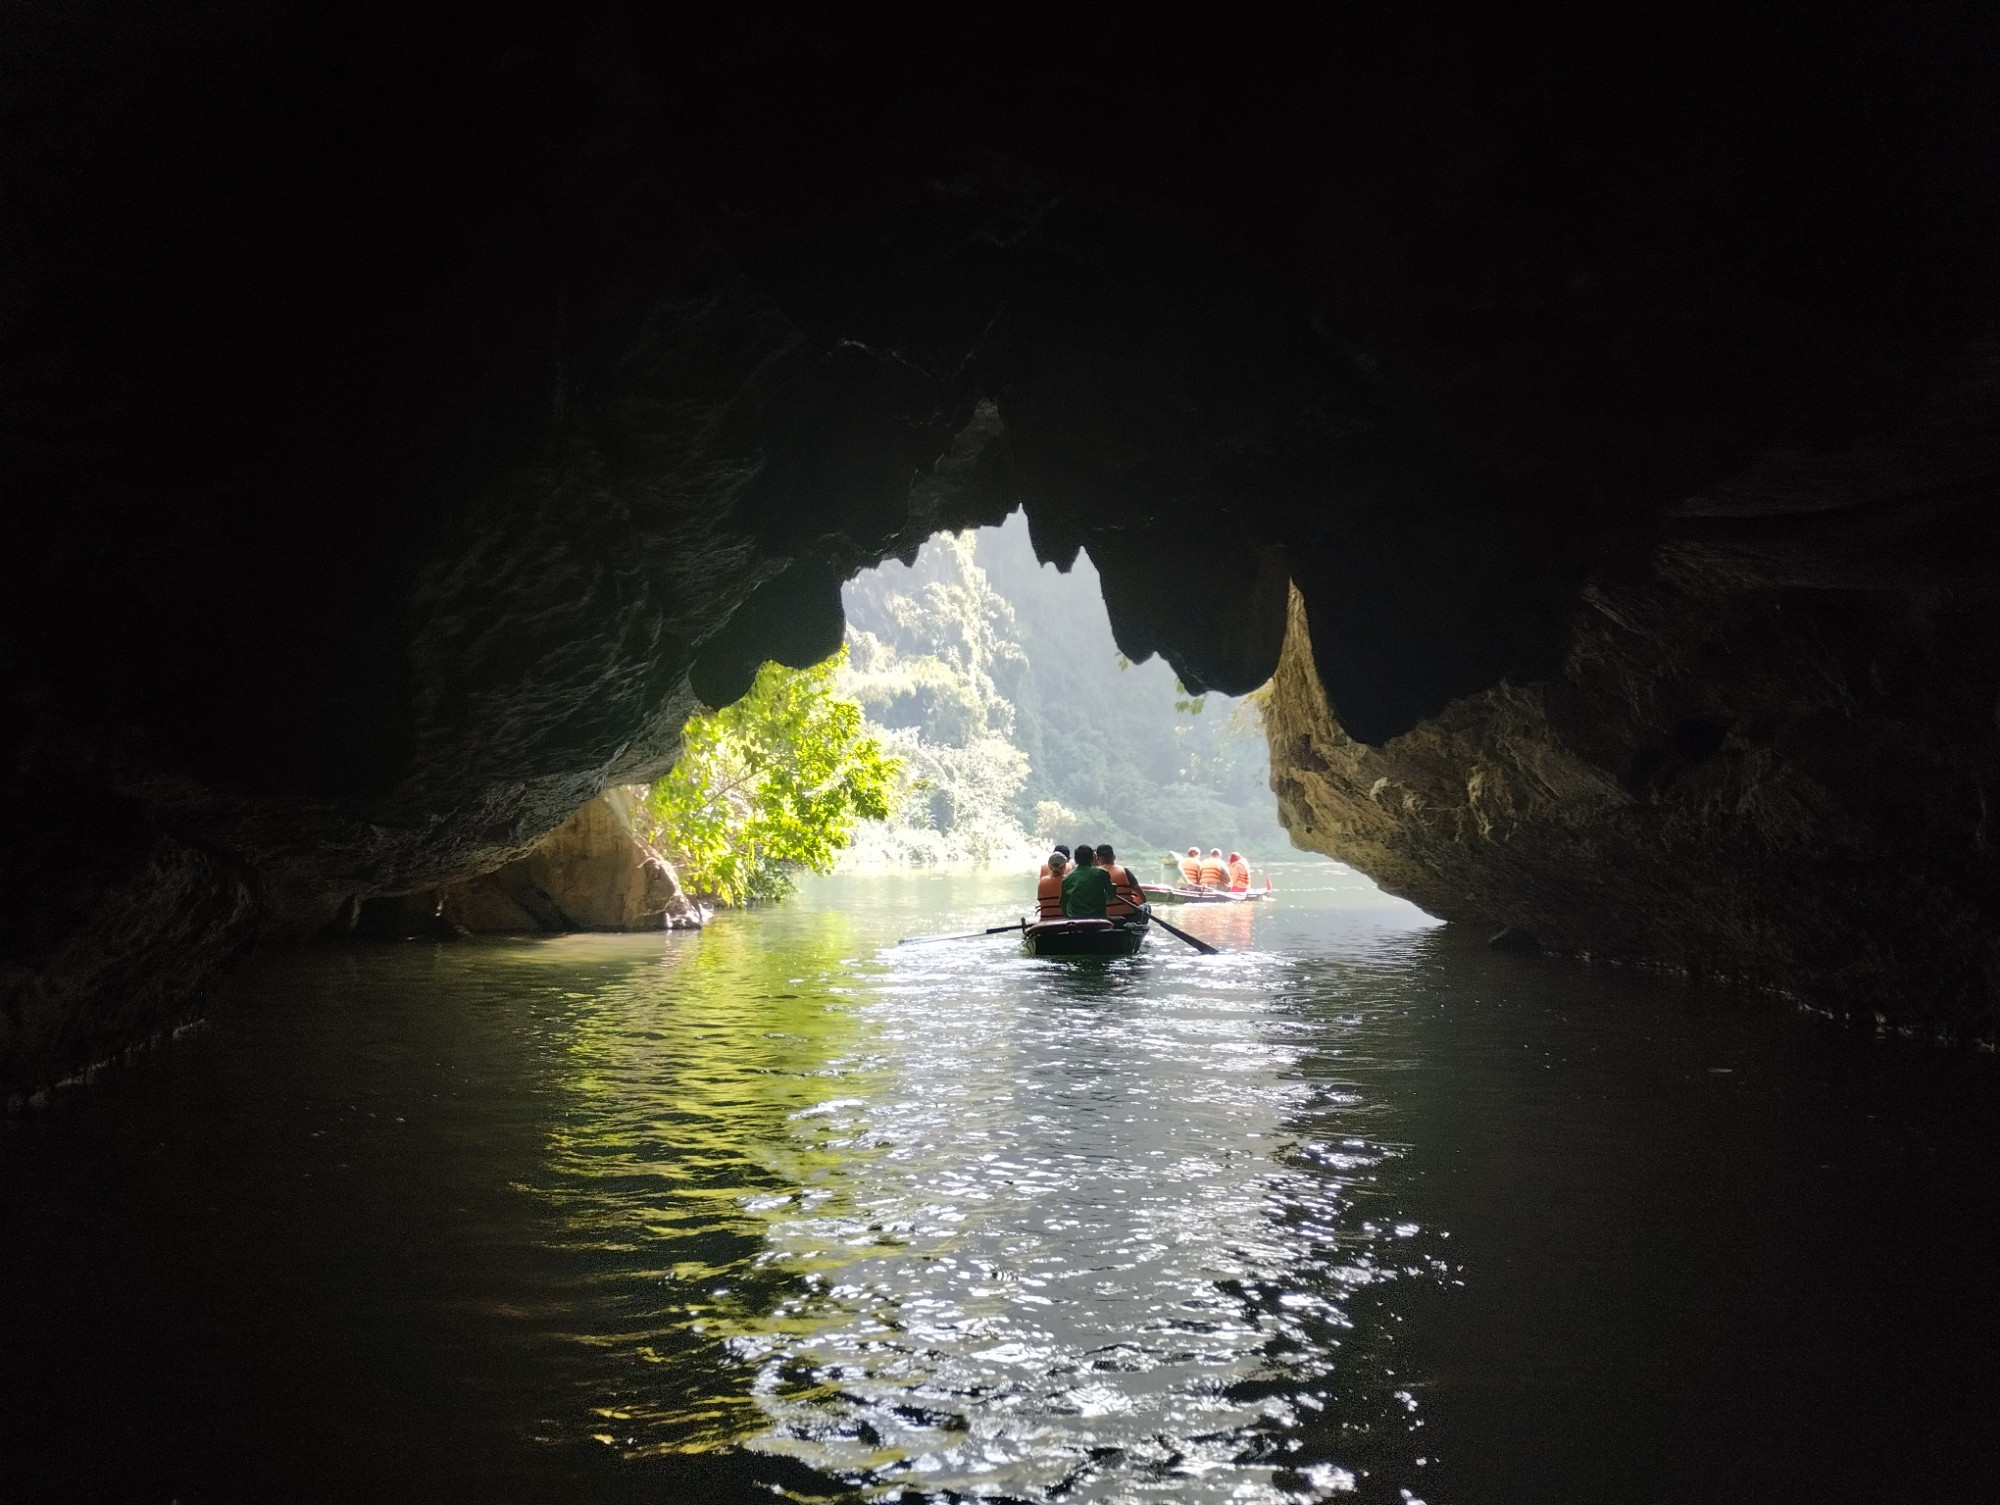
[840,511,1289,866]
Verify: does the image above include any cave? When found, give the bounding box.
[7,4,1998,1087]
[4,5,2000,1499]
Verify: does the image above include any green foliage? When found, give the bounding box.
[637,649,898,905]
[958,513,1291,856]
[837,532,1039,864]
[838,513,1293,865]
[1029,800,1079,848]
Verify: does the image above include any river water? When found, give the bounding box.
[4,863,1997,1503]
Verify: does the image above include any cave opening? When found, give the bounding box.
[833,508,1304,878]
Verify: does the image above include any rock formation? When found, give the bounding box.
[1267,346,2000,1038]
[335,791,703,937]
[436,792,704,935]
[4,5,1999,1087]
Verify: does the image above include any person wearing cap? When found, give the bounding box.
[1227,851,1251,891]
[1036,849,1069,918]
[1199,848,1228,887]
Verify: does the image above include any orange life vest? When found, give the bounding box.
[1199,856,1227,886]
[1180,855,1203,884]
[1227,857,1250,890]
[1036,868,1064,918]
[1104,864,1143,918]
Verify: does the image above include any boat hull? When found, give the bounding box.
[1022,916,1149,957]
[1140,885,1268,906]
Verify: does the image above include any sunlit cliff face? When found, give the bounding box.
[4,4,2000,1087]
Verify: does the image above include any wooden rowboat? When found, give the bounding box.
[1140,885,1269,906]
[1022,914,1149,957]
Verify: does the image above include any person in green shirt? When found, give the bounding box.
[1060,843,1118,918]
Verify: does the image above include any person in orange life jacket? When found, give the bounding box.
[1036,849,1069,918]
[1199,848,1228,886]
[1094,842,1145,918]
[1036,844,1071,885]
[1180,846,1204,885]
[1227,851,1251,891]
[1061,844,1120,917]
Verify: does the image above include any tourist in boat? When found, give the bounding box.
[1061,844,1118,918]
[1200,848,1228,887]
[1095,843,1145,918]
[1036,850,1068,918]
[1180,846,1204,885]
[1227,851,1251,891]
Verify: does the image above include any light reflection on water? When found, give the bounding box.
[532,866,1448,1501]
[7,860,1998,1504]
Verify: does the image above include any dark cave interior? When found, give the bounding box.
[5,2,2000,1090]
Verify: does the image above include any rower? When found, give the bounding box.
[1200,848,1228,887]
[1227,851,1251,891]
[1037,850,1069,918]
[1061,843,1118,918]
[1095,842,1145,918]
[1180,846,1203,885]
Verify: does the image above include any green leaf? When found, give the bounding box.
[637,647,901,905]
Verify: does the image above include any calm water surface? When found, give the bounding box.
[4,864,1997,1503]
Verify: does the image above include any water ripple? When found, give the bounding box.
[528,871,1449,1501]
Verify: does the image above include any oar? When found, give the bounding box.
[1135,906,1219,956]
[897,921,1027,945]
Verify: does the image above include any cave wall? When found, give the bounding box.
[1268,346,2000,1036]
[4,4,1999,1087]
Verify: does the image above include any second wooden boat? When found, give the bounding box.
[1140,885,1270,906]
